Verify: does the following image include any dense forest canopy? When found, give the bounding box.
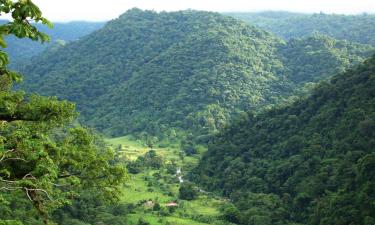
[226,12,375,46]
[18,9,374,142]
[191,55,375,225]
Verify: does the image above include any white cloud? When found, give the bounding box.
[32,0,375,22]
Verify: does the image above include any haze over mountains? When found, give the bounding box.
[6,11,375,64]
[226,12,375,45]
[4,21,104,61]
[18,9,374,140]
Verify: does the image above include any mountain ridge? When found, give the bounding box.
[226,12,375,46]
[19,9,374,140]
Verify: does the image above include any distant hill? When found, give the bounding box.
[191,55,375,224]
[225,12,375,46]
[18,9,374,140]
[2,20,104,61]
[279,33,373,84]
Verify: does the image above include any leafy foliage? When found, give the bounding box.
[178,182,198,200]
[127,150,164,174]
[191,56,375,224]
[0,1,126,224]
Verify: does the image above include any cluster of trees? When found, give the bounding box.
[1,190,136,225]
[178,182,198,200]
[17,9,374,144]
[191,56,375,224]
[0,1,125,224]
[227,11,375,45]
[127,150,164,174]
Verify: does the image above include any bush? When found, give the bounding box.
[178,183,198,200]
[220,203,240,224]
[137,218,150,225]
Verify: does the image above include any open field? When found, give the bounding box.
[106,135,226,225]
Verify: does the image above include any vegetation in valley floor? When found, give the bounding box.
[106,136,232,225]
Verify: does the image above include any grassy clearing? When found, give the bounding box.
[126,214,211,225]
[107,135,181,162]
[121,170,177,203]
[106,135,226,225]
[182,196,222,216]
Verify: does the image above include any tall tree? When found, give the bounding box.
[0,1,126,224]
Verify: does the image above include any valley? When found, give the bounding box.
[0,2,374,225]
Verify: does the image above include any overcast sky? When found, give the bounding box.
[31,0,375,22]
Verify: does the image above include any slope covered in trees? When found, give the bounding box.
[279,33,373,84]
[191,55,375,225]
[226,12,375,46]
[19,9,374,140]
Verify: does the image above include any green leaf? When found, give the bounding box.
[0,36,6,48]
[0,50,9,66]
[7,70,23,83]
[0,168,11,178]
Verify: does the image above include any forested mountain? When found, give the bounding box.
[226,12,375,45]
[19,9,374,139]
[279,33,373,84]
[3,20,104,61]
[191,56,375,225]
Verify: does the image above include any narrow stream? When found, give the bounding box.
[176,168,184,183]
[176,168,210,193]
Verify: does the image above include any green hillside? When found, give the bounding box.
[191,55,375,224]
[226,12,375,45]
[3,0,375,224]
[19,9,373,140]
[279,33,373,84]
